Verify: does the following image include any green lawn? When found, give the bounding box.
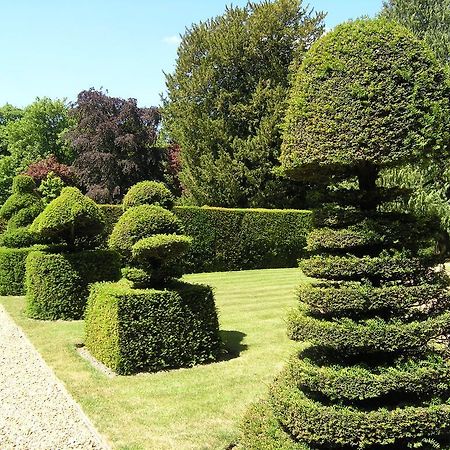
[0,268,307,450]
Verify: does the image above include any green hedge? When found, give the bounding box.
[0,247,34,295]
[25,249,121,320]
[98,204,124,242]
[97,205,312,272]
[175,206,312,272]
[84,280,222,374]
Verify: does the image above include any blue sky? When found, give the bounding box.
[0,0,383,108]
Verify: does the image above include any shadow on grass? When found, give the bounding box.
[220,330,247,360]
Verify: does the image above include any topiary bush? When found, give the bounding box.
[0,174,44,230]
[85,181,221,374]
[109,203,188,287]
[240,18,450,449]
[0,175,45,295]
[122,180,174,211]
[25,188,120,319]
[25,249,121,320]
[280,19,450,182]
[0,247,36,296]
[30,187,105,250]
[109,205,182,256]
[84,280,221,375]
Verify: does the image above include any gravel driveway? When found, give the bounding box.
[0,304,109,449]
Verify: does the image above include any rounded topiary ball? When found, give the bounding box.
[109,205,183,256]
[122,181,174,211]
[280,18,450,181]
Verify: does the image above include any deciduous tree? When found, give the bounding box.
[65,89,166,204]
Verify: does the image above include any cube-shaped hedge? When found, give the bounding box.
[84,281,222,375]
[0,247,35,295]
[25,249,121,320]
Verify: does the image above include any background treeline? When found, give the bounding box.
[2,0,450,227]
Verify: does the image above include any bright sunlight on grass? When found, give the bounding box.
[0,268,308,450]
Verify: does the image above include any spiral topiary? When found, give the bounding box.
[240,18,450,449]
[109,204,190,287]
[0,175,44,232]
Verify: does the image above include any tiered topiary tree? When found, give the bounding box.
[0,175,44,295]
[0,174,44,247]
[25,187,121,319]
[85,181,222,374]
[239,19,450,449]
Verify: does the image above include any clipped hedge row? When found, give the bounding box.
[174,206,312,272]
[85,280,222,375]
[0,247,34,295]
[25,249,121,320]
[99,205,312,272]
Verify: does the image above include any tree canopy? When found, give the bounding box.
[0,98,73,203]
[382,0,450,66]
[65,89,166,204]
[163,0,325,208]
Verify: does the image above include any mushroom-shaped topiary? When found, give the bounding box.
[280,18,450,183]
[122,181,174,211]
[30,187,106,250]
[25,187,120,320]
[240,19,450,450]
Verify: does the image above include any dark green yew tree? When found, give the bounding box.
[240,19,450,449]
[382,0,450,67]
[163,0,325,208]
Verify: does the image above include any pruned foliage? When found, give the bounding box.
[240,18,450,449]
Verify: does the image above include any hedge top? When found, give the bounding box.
[122,181,174,211]
[280,18,450,181]
[30,187,105,249]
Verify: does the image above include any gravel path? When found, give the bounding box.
[0,304,109,449]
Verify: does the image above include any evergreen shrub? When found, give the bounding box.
[122,180,174,211]
[84,281,221,375]
[240,18,450,449]
[85,181,222,374]
[0,247,35,295]
[25,249,121,320]
[0,175,44,229]
[30,187,105,249]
